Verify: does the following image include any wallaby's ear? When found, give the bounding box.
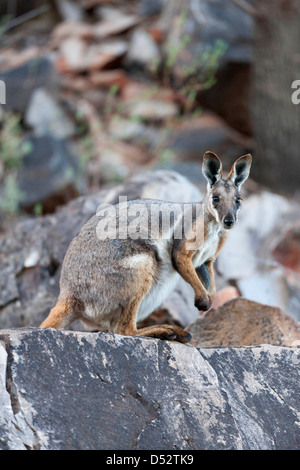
[228,154,252,190]
[202,151,223,188]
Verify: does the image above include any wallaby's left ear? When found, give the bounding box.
[228,154,252,190]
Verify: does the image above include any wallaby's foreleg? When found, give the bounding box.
[206,260,217,301]
[197,259,216,301]
[193,235,228,309]
[195,260,216,303]
[205,235,228,302]
[40,298,77,329]
[174,248,211,311]
[116,299,191,343]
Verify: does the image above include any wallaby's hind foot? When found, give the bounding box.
[125,324,192,343]
[40,298,76,329]
[136,324,192,343]
[116,300,192,343]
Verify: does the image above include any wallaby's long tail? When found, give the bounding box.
[40,299,75,329]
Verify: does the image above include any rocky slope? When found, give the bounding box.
[0,328,299,450]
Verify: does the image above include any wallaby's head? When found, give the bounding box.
[202,151,252,230]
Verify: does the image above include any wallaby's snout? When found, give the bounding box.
[223,213,235,229]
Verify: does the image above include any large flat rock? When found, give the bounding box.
[0,328,299,450]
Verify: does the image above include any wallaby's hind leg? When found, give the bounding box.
[116,299,192,343]
[133,324,192,343]
[40,298,77,329]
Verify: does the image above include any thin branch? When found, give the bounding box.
[190,0,206,25]
[231,0,260,18]
[3,4,51,33]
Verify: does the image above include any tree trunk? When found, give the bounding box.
[251,0,300,193]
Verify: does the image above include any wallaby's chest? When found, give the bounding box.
[192,222,223,268]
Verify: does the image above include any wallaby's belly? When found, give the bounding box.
[137,263,180,322]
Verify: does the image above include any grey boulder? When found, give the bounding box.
[0,328,299,450]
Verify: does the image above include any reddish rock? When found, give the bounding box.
[209,286,240,311]
[273,226,300,274]
[52,16,139,43]
[121,81,175,103]
[187,298,300,348]
[0,46,41,73]
[52,21,94,42]
[57,40,128,73]
[94,15,140,38]
[121,81,178,121]
[89,69,128,89]
[147,26,165,44]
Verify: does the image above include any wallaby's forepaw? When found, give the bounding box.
[194,296,211,312]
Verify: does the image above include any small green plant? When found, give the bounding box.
[33,202,43,216]
[0,113,30,169]
[79,134,95,167]
[0,112,31,215]
[179,39,228,114]
[0,174,23,214]
[164,7,190,70]
[104,84,120,116]
[155,5,227,115]
[158,148,176,165]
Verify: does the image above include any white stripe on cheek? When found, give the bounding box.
[213,208,221,223]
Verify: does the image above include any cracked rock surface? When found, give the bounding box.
[0,328,299,450]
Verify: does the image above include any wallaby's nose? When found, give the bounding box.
[223,216,234,229]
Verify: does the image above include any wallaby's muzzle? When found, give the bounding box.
[223,215,235,229]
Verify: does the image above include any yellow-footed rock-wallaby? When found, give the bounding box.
[40,152,252,343]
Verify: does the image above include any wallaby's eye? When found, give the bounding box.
[212,195,220,204]
[236,197,242,205]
